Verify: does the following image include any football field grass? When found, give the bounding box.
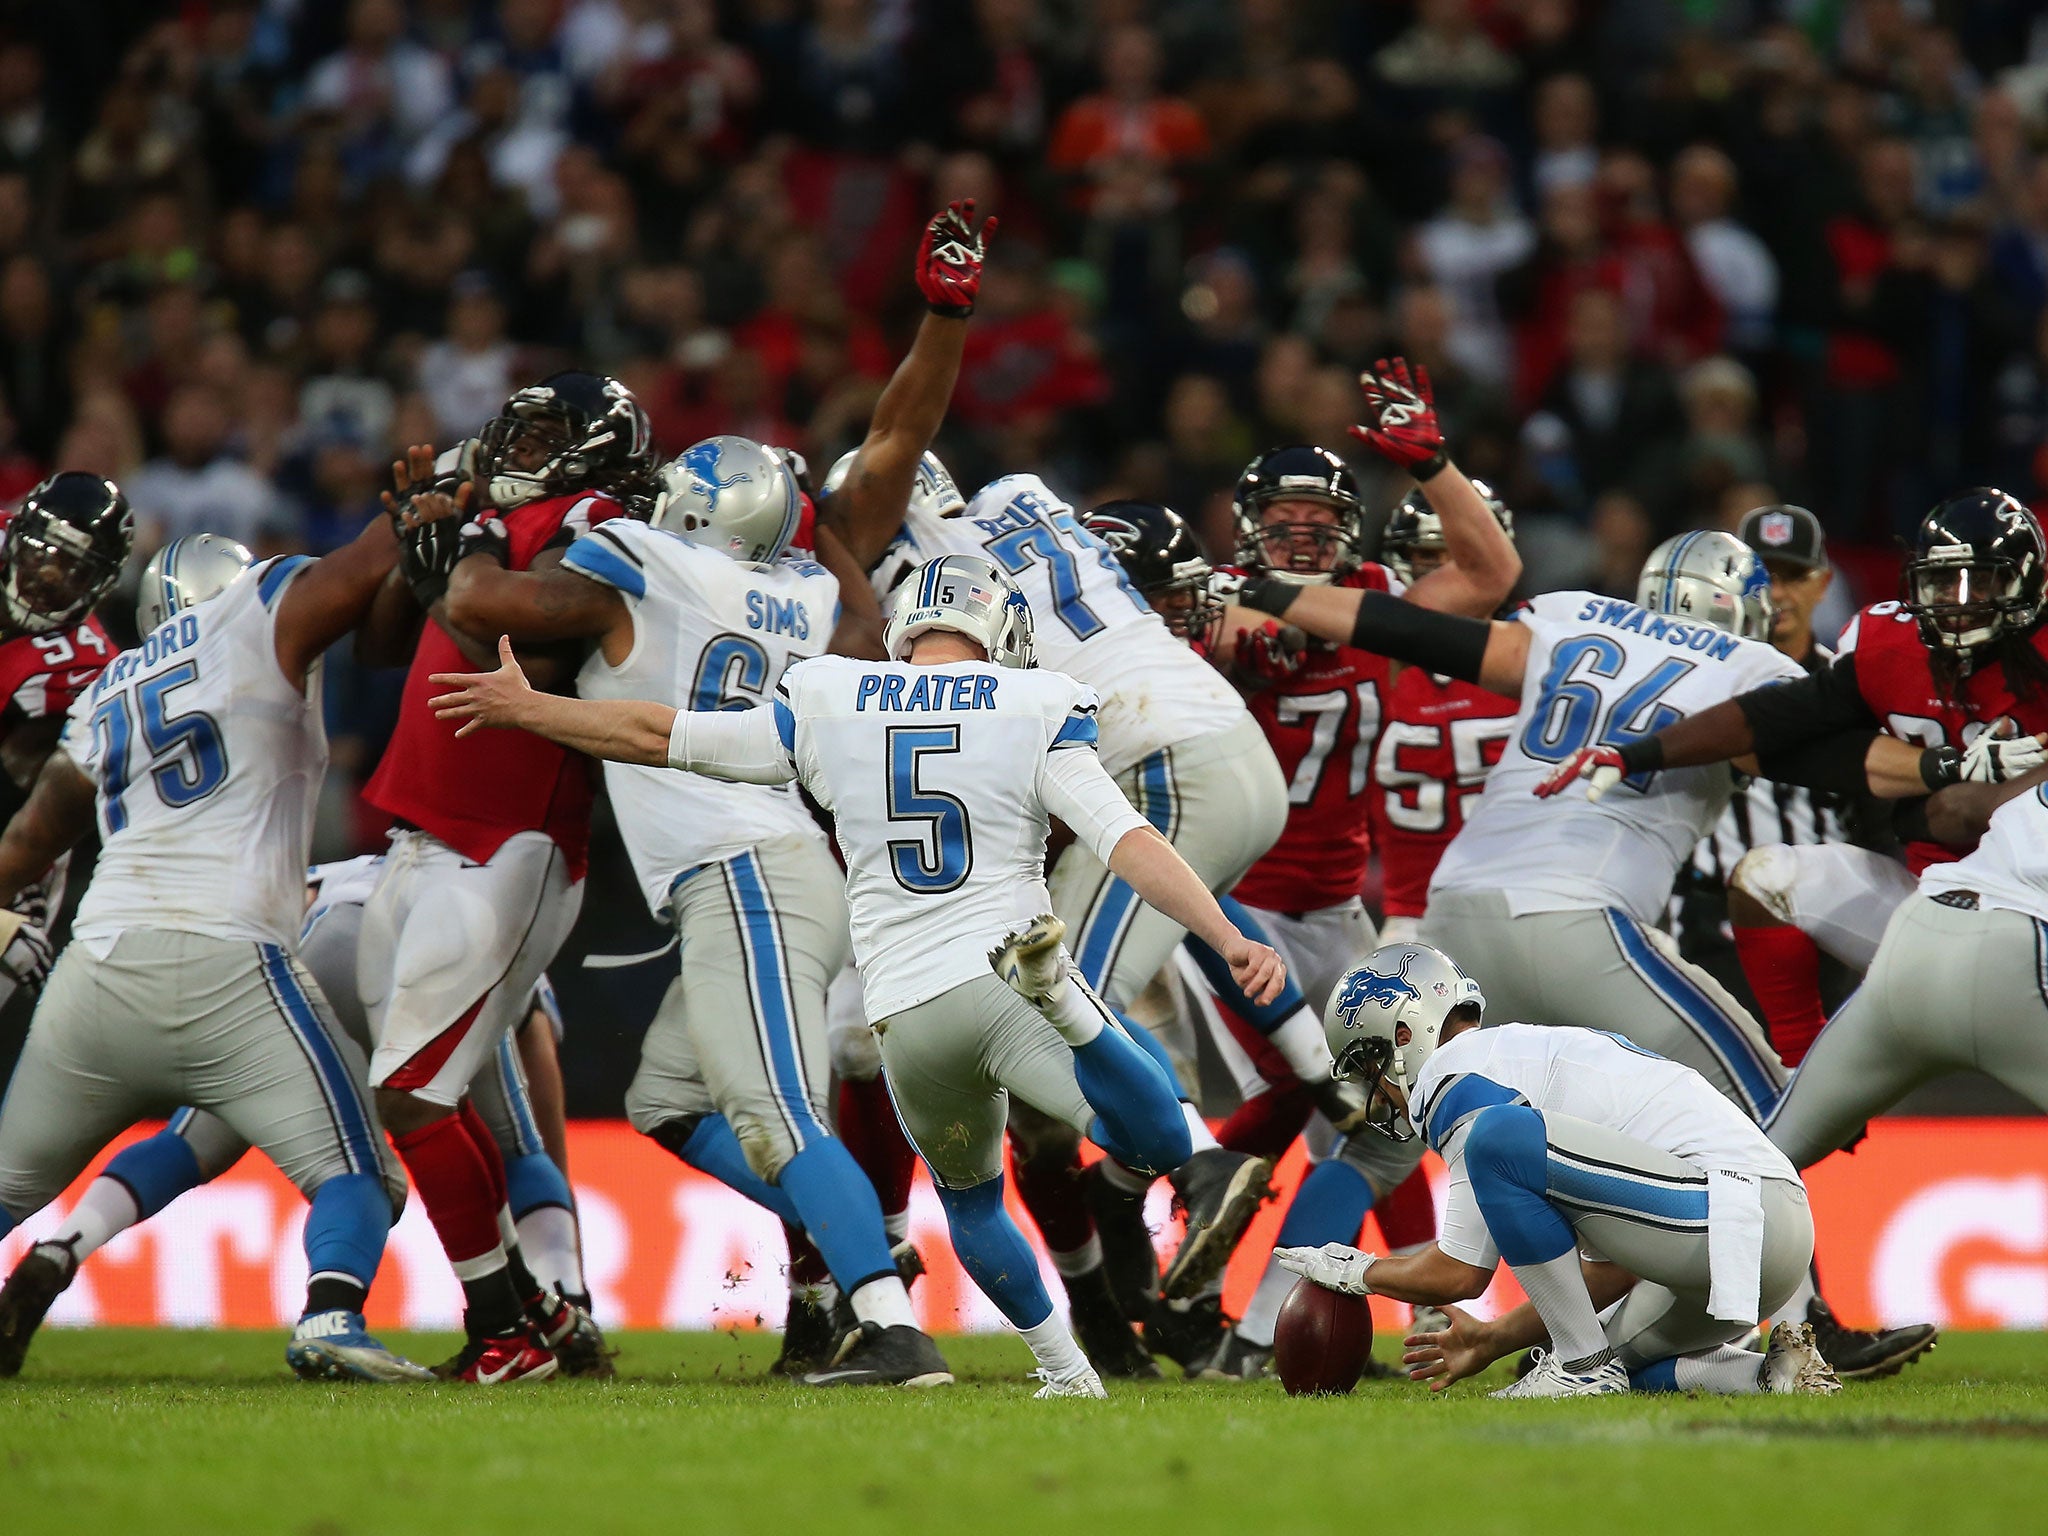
[3,1329,2045,1535]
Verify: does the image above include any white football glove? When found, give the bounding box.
[0,908,53,995]
[1275,1242,1379,1296]
[1960,722,2048,784]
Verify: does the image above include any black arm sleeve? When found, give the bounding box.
[1340,590,1492,683]
[1736,652,1880,756]
[1753,729,1886,797]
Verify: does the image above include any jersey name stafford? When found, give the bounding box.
[567,520,836,916]
[1566,594,1748,661]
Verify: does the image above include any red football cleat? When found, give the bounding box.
[435,1329,559,1384]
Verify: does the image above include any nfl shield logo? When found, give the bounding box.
[1758,511,1795,547]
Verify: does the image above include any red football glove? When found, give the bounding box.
[915,199,998,317]
[1533,744,1627,802]
[1350,356,1449,479]
[1235,620,1309,684]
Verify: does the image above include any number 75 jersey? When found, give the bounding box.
[62,557,328,952]
[1427,589,1804,925]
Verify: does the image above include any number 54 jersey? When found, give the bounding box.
[1428,590,1803,925]
[61,557,326,952]
[565,520,840,918]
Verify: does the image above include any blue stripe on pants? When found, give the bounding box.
[1606,912,1779,1116]
[725,853,827,1149]
[259,944,378,1177]
[495,1035,547,1159]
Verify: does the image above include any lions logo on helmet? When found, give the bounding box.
[1333,953,1421,1016]
[1324,943,1484,1141]
[1636,530,1773,641]
[676,439,753,511]
[653,437,800,568]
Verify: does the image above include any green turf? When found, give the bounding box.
[3,1329,2045,1535]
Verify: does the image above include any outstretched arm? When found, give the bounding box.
[0,748,97,908]
[273,507,402,691]
[1230,577,1531,697]
[1275,1241,1496,1308]
[823,202,995,570]
[1347,358,1519,617]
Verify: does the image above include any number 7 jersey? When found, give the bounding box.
[1428,590,1804,924]
[61,557,327,952]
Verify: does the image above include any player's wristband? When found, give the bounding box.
[1919,745,1963,791]
[1344,591,1490,683]
[1236,575,1302,620]
[925,297,973,319]
[1616,737,1665,776]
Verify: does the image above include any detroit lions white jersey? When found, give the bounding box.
[1920,782,2048,922]
[869,474,1244,775]
[564,519,836,917]
[769,654,1149,1019]
[62,557,327,952]
[1429,590,1804,923]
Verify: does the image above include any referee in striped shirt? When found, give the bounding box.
[1668,505,1887,1025]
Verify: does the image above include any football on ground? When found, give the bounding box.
[1273,1277,1373,1396]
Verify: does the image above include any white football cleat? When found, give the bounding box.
[1411,1305,1453,1338]
[1031,1364,1108,1400]
[1488,1348,1629,1399]
[990,914,1069,1006]
[1762,1321,1841,1395]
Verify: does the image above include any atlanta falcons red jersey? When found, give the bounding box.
[1838,598,2048,872]
[0,618,114,738]
[1231,564,1398,914]
[366,489,625,880]
[1368,667,1518,919]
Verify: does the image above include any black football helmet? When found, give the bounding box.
[1380,479,1514,586]
[4,472,134,635]
[1081,500,1220,644]
[1900,488,2047,655]
[1231,444,1365,582]
[477,371,656,514]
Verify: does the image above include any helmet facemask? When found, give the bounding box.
[1235,495,1363,583]
[1905,552,2035,654]
[4,514,123,635]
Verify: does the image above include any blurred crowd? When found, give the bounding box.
[6,0,2048,837]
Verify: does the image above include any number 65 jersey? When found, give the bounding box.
[61,557,326,953]
[1428,590,1803,925]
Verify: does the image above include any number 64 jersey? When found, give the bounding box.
[61,557,326,953]
[1427,590,1804,925]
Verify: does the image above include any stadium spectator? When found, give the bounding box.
[127,383,286,556]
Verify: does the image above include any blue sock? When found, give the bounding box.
[676,1115,802,1227]
[504,1149,574,1220]
[1274,1158,1375,1248]
[1073,1024,1192,1176]
[1185,899,1310,1034]
[777,1139,898,1294]
[934,1174,1054,1330]
[1463,1105,1577,1265]
[104,1125,206,1218]
[303,1172,390,1298]
[1629,1358,1680,1393]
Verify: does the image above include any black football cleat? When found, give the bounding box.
[0,1247,68,1377]
[1082,1161,1161,1320]
[1807,1295,1938,1380]
[892,1240,927,1289]
[774,1291,845,1377]
[1196,1329,1272,1382]
[801,1322,954,1388]
[1160,1150,1273,1301]
[1063,1264,1160,1379]
[530,1291,616,1379]
[1144,1293,1229,1376]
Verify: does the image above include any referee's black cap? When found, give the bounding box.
[1738,504,1828,572]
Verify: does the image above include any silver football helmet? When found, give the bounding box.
[135,533,255,633]
[883,553,1035,668]
[1637,530,1773,641]
[652,436,801,567]
[821,448,966,521]
[1324,942,1485,1142]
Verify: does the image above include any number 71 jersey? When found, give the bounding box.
[1428,589,1804,924]
[62,557,327,952]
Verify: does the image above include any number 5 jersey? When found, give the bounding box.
[1427,589,1804,924]
[61,557,325,952]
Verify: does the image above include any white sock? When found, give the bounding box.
[41,1176,141,1270]
[1509,1250,1611,1367]
[1267,1007,1335,1083]
[1019,1312,1091,1378]
[1041,976,1107,1046]
[496,1203,521,1250]
[1181,1100,1220,1153]
[515,1205,585,1298]
[1674,1345,1766,1395]
[1098,1157,1151,1196]
[1050,1233,1104,1278]
[850,1275,918,1331]
[884,1208,910,1245]
[1236,1254,1294,1348]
